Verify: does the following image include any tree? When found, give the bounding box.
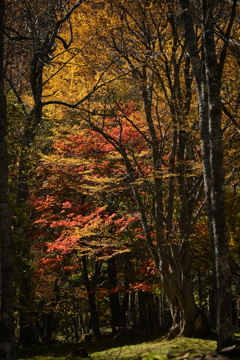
[28,123,166,337]
[28,136,138,339]
[179,0,238,349]
[54,0,207,338]
[0,0,16,359]
[4,0,86,346]
[43,92,206,338]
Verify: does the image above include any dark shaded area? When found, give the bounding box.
[67,347,88,358]
[18,332,167,359]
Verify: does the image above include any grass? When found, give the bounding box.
[89,334,217,360]
[18,331,219,360]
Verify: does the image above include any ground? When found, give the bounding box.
[18,330,221,360]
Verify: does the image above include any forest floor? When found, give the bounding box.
[18,330,226,360]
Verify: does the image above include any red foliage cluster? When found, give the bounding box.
[29,102,162,300]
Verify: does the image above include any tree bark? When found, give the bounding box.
[146,292,160,333]
[81,256,101,339]
[161,251,203,339]
[179,0,236,349]
[0,1,16,358]
[202,2,235,349]
[107,257,122,334]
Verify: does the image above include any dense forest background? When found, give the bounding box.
[0,1,240,359]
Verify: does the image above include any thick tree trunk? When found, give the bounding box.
[16,159,41,347]
[161,251,206,339]
[0,1,16,359]
[179,0,236,349]
[202,3,235,349]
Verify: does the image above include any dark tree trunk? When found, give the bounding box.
[0,1,16,358]
[138,291,148,332]
[147,292,160,333]
[202,3,235,348]
[81,256,101,340]
[179,0,236,349]
[107,254,133,334]
[107,257,122,334]
[121,254,132,326]
[16,148,38,348]
[43,313,53,343]
[19,321,38,347]
[87,292,101,340]
[129,292,136,330]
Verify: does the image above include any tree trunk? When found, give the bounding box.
[161,254,204,339]
[16,158,40,347]
[0,1,16,358]
[81,256,101,340]
[138,291,148,332]
[147,292,160,333]
[19,320,38,347]
[202,2,235,349]
[107,257,122,334]
[87,292,101,340]
[129,292,137,330]
[179,0,236,349]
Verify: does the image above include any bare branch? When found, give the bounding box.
[4,26,33,41]
[42,63,142,108]
[5,75,28,116]
[218,0,238,80]
[221,103,240,133]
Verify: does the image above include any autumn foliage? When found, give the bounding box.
[2,0,240,349]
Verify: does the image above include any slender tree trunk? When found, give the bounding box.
[16,162,38,347]
[73,301,80,342]
[0,1,16,358]
[138,291,148,331]
[147,293,160,333]
[81,256,101,339]
[107,257,122,334]
[129,292,136,330]
[87,292,101,340]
